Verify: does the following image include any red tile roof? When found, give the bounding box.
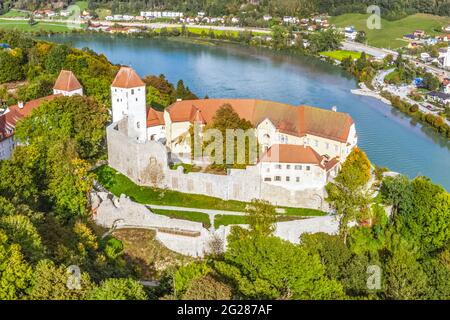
[146,107,165,127]
[0,94,61,142]
[112,67,145,88]
[53,70,82,92]
[166,99,354,142]
[260,144,323,164]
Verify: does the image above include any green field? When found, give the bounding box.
[214,214,306,228]
[74,1,89,11]
[0,19,84,32]
[95,165,326,216]
[320,50,362,61]
[152,209,211,229]
[330,13,450,49]
[214,215,248,228]
[0,9,29,18]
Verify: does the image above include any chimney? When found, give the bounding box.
[18,101,24,109]
[331,106,337,112]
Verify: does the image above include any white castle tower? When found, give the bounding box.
[111,67,147,142]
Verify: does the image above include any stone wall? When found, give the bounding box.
[92,191,338,257]
[107,122,328,210]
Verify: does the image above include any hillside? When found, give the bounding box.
[330,13,450,49]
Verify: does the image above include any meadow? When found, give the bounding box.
[329,13,450,49]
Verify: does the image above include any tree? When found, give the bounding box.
[215,236,345,300]
[45,44,70,74]
[384,245,428,300]
[245,199,277,237]
[88,278,147,300]
[203,104,254,169]
[422,72,440,91]
[183,273,233,300]
[309,28,344,53]
[174,262,210,298]
[398,177,450,252]
[0,49,24,83]
[0,231,33,300]
[326,148,372,242]
[380,174,413,218]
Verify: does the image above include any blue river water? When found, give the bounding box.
[46,35,450,190]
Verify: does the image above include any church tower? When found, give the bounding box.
[111,67,147,142]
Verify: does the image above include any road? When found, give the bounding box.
[343,40,450,79]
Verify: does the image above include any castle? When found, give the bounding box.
[107,66,358,209]
[0,70,83,160]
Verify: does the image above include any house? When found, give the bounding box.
[442,78,450,94]
[263,15,272,21]
[53,70,83,96]
[107,67,358,196]
[404,34,416,40]
[427,91,450,105]
[231,17,240,24]
[414,30,426,38]
[0,70,83,160]
[436,34,450,43]
[444,25,450,33]
[407,42,419,49]
[257,144,341,190]
[420,52,431,62]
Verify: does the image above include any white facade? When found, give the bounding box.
[257,161,328,190]
[0,136,15,160]
[53,87,83,97]
[111,85,147,143]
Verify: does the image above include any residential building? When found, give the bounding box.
[0,71,83,160]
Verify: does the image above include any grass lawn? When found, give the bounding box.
[320,50,362,61]
[74,1,89,11]
[95,165,326,216]
[329,13,450,49]
[214,214,306,228]
[152,209,211,229]
[0,19,85,32]
[0,9,29,18]
[214,215,247,228]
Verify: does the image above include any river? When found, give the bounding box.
[45,34,450,190]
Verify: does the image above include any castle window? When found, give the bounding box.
[137,122,140,128]
[131,89,135,95]
[275,164,282,170]
[286,165,291,170]
[296,177,300,182]
[275,176,281,181]
[264,177,272,182]
[286,176,290,182]
[306,166,311,171]
[295,165,302,170]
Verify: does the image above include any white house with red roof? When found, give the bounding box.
[108,66,358,193]
[0,70,83,160]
